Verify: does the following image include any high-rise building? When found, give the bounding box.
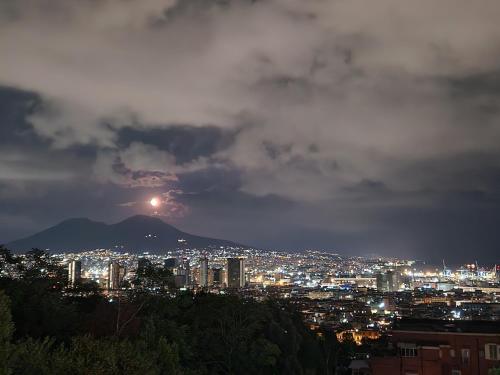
[174,273,186,288]
[226,258,245,288]
[182,258,190,286]
[376,272,387,292]
[68,260,81,288]
[108,261,125,290]
[199,257,209,287]
[376,270,399,292]
[209,267,223,286]
[174,258,190,288]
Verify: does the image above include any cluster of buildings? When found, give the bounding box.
[66,251,246,291]
[51,246,500,374]
[61,248,500,333]
[62,247,500,295]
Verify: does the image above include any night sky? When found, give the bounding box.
[1,0,500,263]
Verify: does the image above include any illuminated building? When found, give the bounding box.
[199,257,208,287]
[68,260,81,287]
[183,258,190,285]
[226,258,245,288]
[210,267,224,286]
[337,329,380,345]
[107,261,125,290]
[370,319,500,375]
[174,258,190,287]
[376,270,399,292]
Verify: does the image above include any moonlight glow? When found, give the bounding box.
[150,197,160,207]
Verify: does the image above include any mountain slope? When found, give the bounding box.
[6,215,241,253]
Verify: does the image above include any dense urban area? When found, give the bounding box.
[1,242,499,374]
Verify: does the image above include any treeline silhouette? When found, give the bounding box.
[0,246,359,374]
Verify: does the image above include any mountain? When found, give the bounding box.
[6,215,242,253]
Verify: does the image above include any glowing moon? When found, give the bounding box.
[150,197,160,207]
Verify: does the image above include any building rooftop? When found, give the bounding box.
[393,318,500,334]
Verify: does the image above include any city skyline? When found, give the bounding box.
[3,213,499,267]
[2,1,500,263]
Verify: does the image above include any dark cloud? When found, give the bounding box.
[0,87,39,142]
[117,125,237,164]
[1,0,500,263]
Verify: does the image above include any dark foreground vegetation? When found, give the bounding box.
[0,247,359,374]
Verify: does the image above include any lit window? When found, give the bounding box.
[485,344,498,360]
[400,348,418,357]
[451,370,461,375]
[461,349,470,366]
[450,349,456,358]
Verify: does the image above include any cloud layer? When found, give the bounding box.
[1,0,500,261]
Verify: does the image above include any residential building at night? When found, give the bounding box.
[370,319,500,375]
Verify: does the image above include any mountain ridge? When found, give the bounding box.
[6,215,242,253]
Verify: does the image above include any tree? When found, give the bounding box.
[0,290,14,375]
[156,338,183,375]
[318,328,341,375]
[7,337,54,375]
[0,277,80,341]
[133,264,174,291]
